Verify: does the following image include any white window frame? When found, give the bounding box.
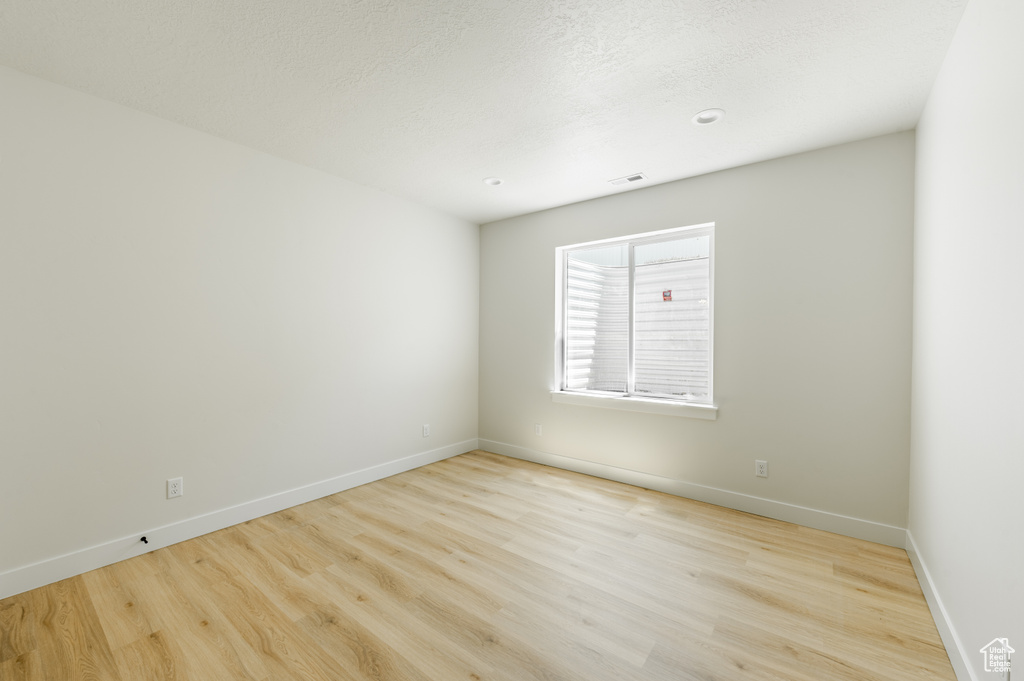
[552,222,717,420]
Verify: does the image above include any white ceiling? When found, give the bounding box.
[0,0,967,224]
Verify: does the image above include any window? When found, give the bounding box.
[554,223,715,418]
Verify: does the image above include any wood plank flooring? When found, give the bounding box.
[0,451,956,680]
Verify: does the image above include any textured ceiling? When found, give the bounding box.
[0,0,967,224]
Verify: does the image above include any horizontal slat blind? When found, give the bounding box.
[565,259,628,392]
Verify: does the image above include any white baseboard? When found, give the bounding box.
[479,439,908,548]
[0,439,478,600]
[906,531,976,681]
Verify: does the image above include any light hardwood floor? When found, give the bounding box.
[0,451,955,680]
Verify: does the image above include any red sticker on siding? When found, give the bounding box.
[663,290,672,301]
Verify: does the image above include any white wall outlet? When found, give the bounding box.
[534,424,543,436]
[167,477,183,499]
[755,460,769,478]
[422,424,430,437]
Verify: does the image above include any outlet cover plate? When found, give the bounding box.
[167,477,183,499]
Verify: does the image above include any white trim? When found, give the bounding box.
[556,221,716,251]
[479,439,906,547]
[905,531,977,681]
[707,229,715,404]
[0,439,478,600]
[553,246,567,393]
[551,390,718,420]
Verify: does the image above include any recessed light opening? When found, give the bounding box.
[692,108,725,125]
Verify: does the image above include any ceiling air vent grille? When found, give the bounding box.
[608,172,648,186]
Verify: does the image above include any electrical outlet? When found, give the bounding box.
[534,424,543,436]
[167,477,183,499]
[422,424,430,437]
[755,460,768,478]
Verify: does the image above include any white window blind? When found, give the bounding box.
[565,256,629,392]
[560,225,713,405]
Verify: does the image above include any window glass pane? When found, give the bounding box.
[568,244,629,267]
[633,236,710,400]
[565,244,628,393]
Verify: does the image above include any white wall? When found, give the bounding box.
[910,0,1024,678]
[0,66,479,594]
[480,133,915,542]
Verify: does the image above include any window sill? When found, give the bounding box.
[550,390,718,420]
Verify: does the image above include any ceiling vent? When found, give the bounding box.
[608,172,648,186]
